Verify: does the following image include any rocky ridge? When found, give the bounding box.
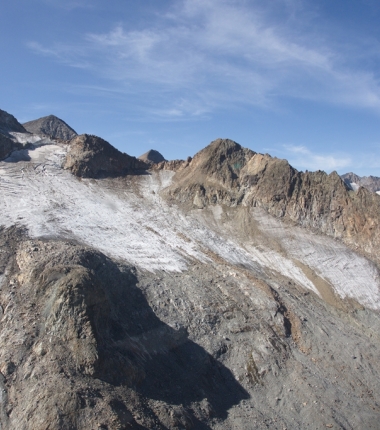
[341,171,380,194]
[0,109,27,136]
[166,138,380,264]
[1,113,380,429]
[23,114,78,140]
[0,109,28,160]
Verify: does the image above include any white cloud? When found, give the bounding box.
[282,145,352,172]
[27,0,380,118]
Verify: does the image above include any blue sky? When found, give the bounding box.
[2,0,380,176]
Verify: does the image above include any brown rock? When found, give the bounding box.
[64,134,148,178]
[138,149,166,164]
[167,138,380,263]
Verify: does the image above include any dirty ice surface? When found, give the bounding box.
[9,132,53,146]
[0,143,379,310]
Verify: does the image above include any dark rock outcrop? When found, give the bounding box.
[0,109,27,136]
[0,134,21,160]
[138,149,166,164]
[23,114,77,140]
[0,227,248,429]
[64,134,148,178]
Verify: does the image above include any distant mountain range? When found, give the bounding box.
[341,171,380,195]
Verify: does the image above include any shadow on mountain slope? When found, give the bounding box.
[0,232,248,429]
[3,148,31,162]
[82,249,250,418]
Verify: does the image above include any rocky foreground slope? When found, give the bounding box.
[0,110,380,429]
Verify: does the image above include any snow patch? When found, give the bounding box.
[349,182,360,191]
[251,209,380,311]
[0,145,205,272]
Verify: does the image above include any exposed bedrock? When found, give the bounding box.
[64,134,148,178]
[0,227,380,429]
[166,138,380,263]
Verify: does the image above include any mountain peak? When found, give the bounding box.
[23,114,77,140]
[138,149,166,164]
[202,138,245,156]
[173,138,255,189]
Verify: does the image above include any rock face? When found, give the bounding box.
[0,109,26,135]
[23,114,77,140]
[1,222,380,429]
[64,134,148,178]
[167,138,380,263]
[342,171,380,194]
[0,227,250,429]
[138,149,166,164]
[0,134,19,161]
[0,109,26,159]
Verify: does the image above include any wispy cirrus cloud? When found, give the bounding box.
[27,0,380,119]
[282,144,352,172]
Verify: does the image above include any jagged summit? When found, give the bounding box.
[167,138,380,262]
[341,171,380,194]
[23,114,77,140]
[0,108,27,135]
[176,138,256,187]
[64,134,148,178]
[197,138,253,160]
[138,149,166,164]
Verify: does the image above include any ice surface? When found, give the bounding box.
[0,143,379,310]
[251,209,380,310]
[8,132,52,146]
